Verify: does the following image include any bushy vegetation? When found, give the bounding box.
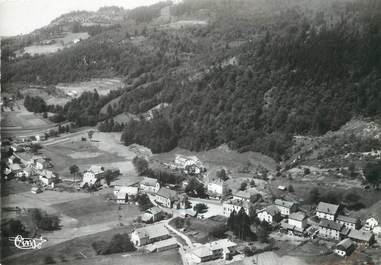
[24,95,47,113]
[92,233,135,255]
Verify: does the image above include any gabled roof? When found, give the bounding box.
[140,177,158,187]
[257,205,280,216]
[319,219,343,231]
[191,246,213,258]
[9,164,21,171]
[209,178,225,186]
[233,190,252,200]
[337,215,358,224]
[316,202,339,215]
[289,212,307,222]
[145,206,162,215]
[348,229,373,242]
[40,170,55,179]
[156,187,178,201]
[133,224,169,240]
[336,238,353,251]
[275,199,296,209]
[88,165,104,174]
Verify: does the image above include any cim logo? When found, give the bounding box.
[8,235,47,250]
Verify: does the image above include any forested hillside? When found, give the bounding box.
[2,0,381,160]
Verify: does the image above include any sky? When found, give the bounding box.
[0,0,163,36]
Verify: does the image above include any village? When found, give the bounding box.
[2,129,381,265]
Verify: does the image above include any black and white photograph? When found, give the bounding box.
[1,0,381,264]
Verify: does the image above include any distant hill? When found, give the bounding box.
[2,0,381,160]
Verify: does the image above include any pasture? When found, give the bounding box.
[56,78,123,97]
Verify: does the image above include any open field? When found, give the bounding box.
[16,32,89,56]
[1,109,52,129]
[56,78,123,97]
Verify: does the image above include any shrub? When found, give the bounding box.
[92,233,135,255]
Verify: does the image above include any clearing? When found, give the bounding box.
[56,78,123,97]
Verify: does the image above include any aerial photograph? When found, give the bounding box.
[0,0,381,264]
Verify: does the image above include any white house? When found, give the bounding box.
[139,177,160,193]
[275,199,298,216]
[116,192,128,204]
[222,199,250,217]
[22,167,34,178]
[257,205,281,224]
[35,158,50,170]
[114,185,139,197]
[207,179,227,197]
[142,206,163,223]
[39,170,56,187]
[155,187,178,208]
[364,217,379,230]
[232,190,253,202]
[130,224,170,247]
[81,165,104,187]
[288,211,308,229]
[336,215,359,230]
[316,202,339,221]
[334,238,354,257]
[190,239,237,263]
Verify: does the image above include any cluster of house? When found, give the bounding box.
[5,150,57,189]
[163,154,206,175]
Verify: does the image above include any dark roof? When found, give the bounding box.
[335,238,353,251]
[319,219,343,231]
[348,229,373,242]
[156,187,178,201]
[258,205,280,216]
[316,202,339,215]
[337,215,358,224]
[275,199,296,208]
[289,212,307,221]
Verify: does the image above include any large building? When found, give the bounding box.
[207,179,227,197]
[336,215,359,230]
[232,190,253,202]
[288,211,308,229]
[318,219,343,240]
[155,187,178,208]
[190,239,237,263]
[316,202,339,221]
[274,199,298,216]
[139,177,160,193]
[130,224,170,247]
[257,205,281,224]
[334,238,354,257]
[81,165,104,187]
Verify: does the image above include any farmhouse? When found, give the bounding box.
[35,158,51,170]
[8,155,20,165]
[232,190,253,202]
[257,205,281,224]
[274,199,298,216]
[140,177,160,193]
[81,165,104,187]
[288,211,308,229]
[146,237,178,253]
[316,202,340,221]
[10,143,26,152]
[155,187,178,208]
[190,239,237,263]
[348,229,374,245]
[130,224,170,247]
[336,215,360,230]
[318,219,343,240]
[207,179,227,198]
[114,185,138,197]
[142,206,163,223]
[14,152,35,166]
[222,199,250,217]
[39,170,57,186]
[334,238,354,257]
[9,164,23,177]
[22,167,34,178]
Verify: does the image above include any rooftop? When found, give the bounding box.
[337,215,358,224]
[316,202,339,215]
[145,206,162,215]
[233,190,253,200]
[348,229,373,242]
[336,238,353,250]
[116,192,127,200]
[289,211,307,221]
[257,205,280,216]
[88,165,104,174]
[275,199,296,209]
[9,164,22,171]
[156,187,178,201]
[133,224,169,240]
[319,219,343,231]
[140,177,158,187]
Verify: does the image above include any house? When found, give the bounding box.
[130,224,170,247]
[222,199,250,217]
[35,134,46,142]
[114,185,139,197]
[142,206,163,223]
[14,152,35,166]
[8,155,20,165]
[34,158,51,170]
[175,154,203,170]
[280,219,305,236]
[207,179,227,198]
[140,177,160,193]
[275,199,298,216]
[348,229,374,245]
[22,167,34,178]
[336,215,360,230]
[257,205,282,224]
[155,187,178,208]
[116,192,128,204]
[288,211,308,229]
[81,165,104,187]
[10,143,25,152]
[318,219,343,240]
[334,238,355,257]
[146,237,178,253]
[372,226,381,237]
[39,170,56,186]
[190,239,237,263]
[364,217,378,230]
[232,190,253,202]
[316,202,340,221]
[9,164,23,177]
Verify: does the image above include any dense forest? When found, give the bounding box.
[3,0,381,160]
